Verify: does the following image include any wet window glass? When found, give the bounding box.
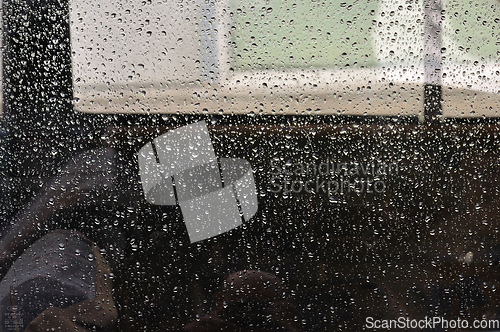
[0,0,500,331]
[441,0,499,117]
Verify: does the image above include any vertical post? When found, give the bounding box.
[0,125,9,227]
[423,0,443,123]
[3,0,75,133]
[1,0,91,225]
[200,0,219,82]
[0,0,10,226]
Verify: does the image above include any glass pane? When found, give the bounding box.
[230,0,378,70]
[69,0,425,116]
[442,0,500,117]
[70,0,202,113]
[2,0,500,332]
